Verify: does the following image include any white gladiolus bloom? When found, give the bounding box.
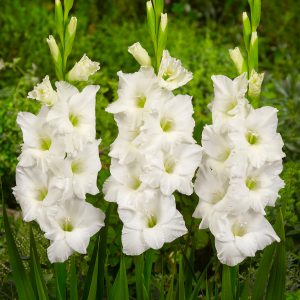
[68,54,100,82]
[211,73,250,131]
[211,211,280,266]
[201,125,235,174]
[47,83,99,153]
[103,158,151,205]
[119,192,187,255]
[13,165,64,229]
[137,94,195,151]
[230,158,285,214]
[51,140,101,199]
[28,76,58,106]
[141,144,202,195]
[128,42,151,67]
[106,68,169,127]
[228,106,285,167]
[17,106,65,171]
[158,50,193,90]
[45,200,105,263]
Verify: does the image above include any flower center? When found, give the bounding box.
[162,70,173,81]
[246,130,259,145]
[71,160,83,174]
[69,113,79,127]
[130,177,142,190]
[37,188,48,201]
[39,137,52,151]
[211,190,226,204]
[164,157,176,174]
[160,118,174,132]
[61,217,73,232]
[147,215,157,228]
[226,100,237,113]
[232,221,247,237]
[136,95,146,108]
[246,177,258,190]
[220,148,231,161]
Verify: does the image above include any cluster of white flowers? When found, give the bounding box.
[193,73,285,266]
[103,45,202,255]
[13,62,105,263]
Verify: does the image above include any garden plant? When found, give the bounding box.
[0,0,299,299]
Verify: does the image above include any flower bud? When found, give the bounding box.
[243,12,251,51]
[160,13,168,32]
[248,70,264,100]
[68,54,100,82]
[128,42,151,67]
[28,75,58,106]
[229,47,246,74]
[46,35,60,63]
[67,17,77,36]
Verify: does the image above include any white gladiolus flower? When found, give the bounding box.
[211,211,280,266]
[28,75,58,106]
[128,42,151,67]
[68,54,100,82]
[211,73,250,131]
[13,165,64,229]
[230,158,285,214]
[44,200,105,263]
[158,50,193,90]
[106,68,169,127]
[119,192,187,255]
[137,94,195,151]
[17,106,65,171]
[47,83,99,153]
[201,125,235,174]
[141,144,202,195]
[108,119,142,164]
[51,140,101,200]
[228,106,285,167]
[103,158,151,205]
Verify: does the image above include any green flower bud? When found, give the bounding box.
[128,42,151,67]
[47,35,60,63]
[249,69,264,101]
[229,47,247,74]
[243,12,251,51]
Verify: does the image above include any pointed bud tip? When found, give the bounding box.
[160,13,168,31]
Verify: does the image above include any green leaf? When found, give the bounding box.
[144,250,154,292]
[108,257,129,300]
[252,209,284,300]
[2,198,36,300]
[188,262,210,300]
[29,227,49,300]
[70,257,78,300]
[221,265,233,300]
[82,233,100,300]
[265,209,286,300]
[178,257,186,300]
[97,203,112,300]
[166,276,174,300]
[54,263,67,300]
[135,254,149,300]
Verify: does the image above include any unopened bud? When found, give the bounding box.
[128,42,151,67]
[160,13,168,32]
[68,17,77,36]
[46,35,60,62]
[249,70,264,100]
[229,47,245,74]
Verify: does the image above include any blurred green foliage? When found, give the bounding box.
[0,0,299,298]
